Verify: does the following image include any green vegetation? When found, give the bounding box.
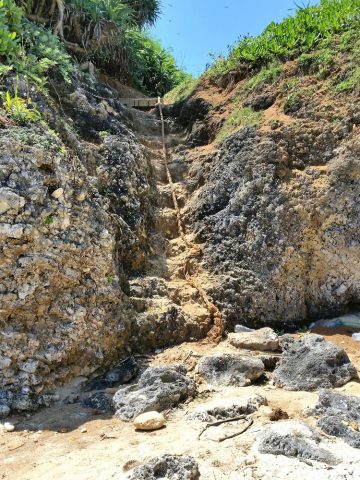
[0,0,186,96]
[44,214,54,225]
[0,0,21,58]
[208,0,360,79]
[216,107,262,143]
[3,89,41,123]
[165,76,199,103]
[241,65,284,93]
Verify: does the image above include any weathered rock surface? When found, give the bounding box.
[273,334,358,390]
[128,454,200,480]
[187,126,360,330]
[113,365,196,420]
[228,327,279,351]
[84,357,139,391]
[81,392,113,412]
[188,394,267,422]
[133,411,166,431]
[197,354,264,386]
[311,390,360,448]
[258,421,338,464]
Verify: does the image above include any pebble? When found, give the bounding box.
[133,411,166,431]
[51,188,64,199]
[4,422,15,432]
[80,427,87,433]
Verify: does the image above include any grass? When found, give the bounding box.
[215,107,262,143]
[241,65,284,93]
[208,0,360,80]
[164,76,199,103]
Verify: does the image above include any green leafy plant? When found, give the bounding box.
[0,0,22,59]
[3,89,41,124]
[208,0,360,80]
[44,214,54,225]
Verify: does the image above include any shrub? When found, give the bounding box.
[0,0,22,59]
[208,0,360,79]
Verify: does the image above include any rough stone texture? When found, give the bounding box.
[243,94,276,111]
[133,411,166,431]
[113,365,196,421]
[228,327,279,351]
[187,126,360,330]
[188,394,267,422]
[84,357,139,391]
[273,334,358,390]
[311,390,360,448]
[197,354,265,386]
[128,455,200,480]
[81,392,113,412]
[0,76,206,414]
[258,421,338,465]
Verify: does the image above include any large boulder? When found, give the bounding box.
[128,454,200,480]
[258,421,338,465]
[197,354,264,386]
[311,390,360,448]
[113,365,196,421]
[228,327,279,352]
[273,335,358,391]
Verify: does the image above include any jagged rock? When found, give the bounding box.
[128,455,200,480]
[258,421,338,464]
[133,412,165,431]
[278,334,296,351]
[189,126,360,330]
[81,392,113,412]
[113,365,196,421]
[188,394,267,422]
[84,357,139,391]
[273,334,358,391]
[311,390,360,448]
[228,327,279,351]
[244,94,276,111]
[197,354,265,386]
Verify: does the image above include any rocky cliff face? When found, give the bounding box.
[1,49,359,414]
[0,77,161,411]
[186,123,360,329]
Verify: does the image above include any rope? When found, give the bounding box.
[156,99,224,342]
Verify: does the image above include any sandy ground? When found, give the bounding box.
[1,328,360,480]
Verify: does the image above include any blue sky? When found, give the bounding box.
[151,0,319,75]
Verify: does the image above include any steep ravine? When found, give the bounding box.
[0,66,359,416]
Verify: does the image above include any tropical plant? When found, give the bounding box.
[0,0,22,59]
[3,89,41,123]
[208,0,360,79]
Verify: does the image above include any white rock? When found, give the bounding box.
[51,188,64,199]
[0,223,24,239]
[4,422,15,432]
[0,188,25,214]
[133,411,165,431]
[228,327,279,352]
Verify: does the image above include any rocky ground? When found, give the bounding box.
[1,325,360,480]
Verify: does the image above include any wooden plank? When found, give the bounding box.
[118,98,160,108]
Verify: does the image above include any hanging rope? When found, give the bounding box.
[156,98,224,342]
